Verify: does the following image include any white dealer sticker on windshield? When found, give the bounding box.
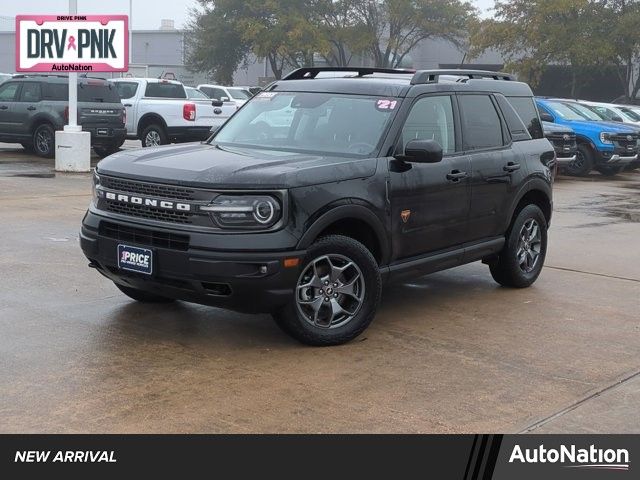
[375,99,398,111]
[255,92,278,100]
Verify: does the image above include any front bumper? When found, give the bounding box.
[597,149,638,165]
[555,154,577,165]
[80,210,305,313]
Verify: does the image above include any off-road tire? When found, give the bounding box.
[567,144,594,176]
[272,235,381,346]
[490,204,548,288]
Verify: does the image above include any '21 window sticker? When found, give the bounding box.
[376,99,398,111]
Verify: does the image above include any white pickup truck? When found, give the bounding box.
[111,78,232,147]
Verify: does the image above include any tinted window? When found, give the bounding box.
[402,95,455,154]
[78,83,120,103]
[19,82,42,102]
[228,88,251,100]
[0,82,20,101]
[144,82,186,99]
[496,95,529,142]
[43,83,68,101]
[186,87,209,100]
[459,95,504,150]
[114,81,138,100]
[507,96,543,139]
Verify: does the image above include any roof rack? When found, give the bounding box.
[282,67,416,80]
[410,69,515,84]
[12,74,69,79]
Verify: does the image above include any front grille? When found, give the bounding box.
[100,176,196,201]
[611,133,638,152]
[104,201,193,224]
[99,221,190,251]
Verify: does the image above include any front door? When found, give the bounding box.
[388,94,471,261]
[0,81,21,137]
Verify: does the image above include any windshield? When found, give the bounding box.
[213,91,399,156]
[618,106,640,121]
[228,88,251,100]
[546,101,590,121]
[564,102,605,121]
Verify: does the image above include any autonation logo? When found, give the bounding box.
[509,444,630,471]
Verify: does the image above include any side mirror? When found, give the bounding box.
[211,100,224,107]
[221,96,229,102]
[397,139,443,163]
[540,112,554,122]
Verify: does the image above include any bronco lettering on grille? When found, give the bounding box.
[104,191,192,212]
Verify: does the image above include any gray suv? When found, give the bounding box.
[0,75,126,158]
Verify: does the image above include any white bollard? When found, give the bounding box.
[55,130,91,172]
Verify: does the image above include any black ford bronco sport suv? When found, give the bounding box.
[81,68,555,346]
[0,75,126,158]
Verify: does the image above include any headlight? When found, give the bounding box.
[600,132,613,144]
[91,170,100,205]
[201,195,282,229]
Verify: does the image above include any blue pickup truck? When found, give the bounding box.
[536,98,639,176]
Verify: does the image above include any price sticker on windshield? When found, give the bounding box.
[255,92,278,100]
[376,99,398,111]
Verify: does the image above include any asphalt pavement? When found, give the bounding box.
[0,142,638,433]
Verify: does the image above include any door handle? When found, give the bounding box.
[27,106,37,111]
[123,103,133,107]
[0,105,7,110]
[503,162,521,172]
[446,170,468,182]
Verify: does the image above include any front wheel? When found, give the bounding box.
[272,235,381,346]
[566,144,594,176]
[490,204,548,288]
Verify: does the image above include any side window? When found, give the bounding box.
[114,82,138,100]
[0,82,20,102]
[144,82,186,99]
[401,95,456,154]
[495,95,530,142]
[19,82,42,102]
[458,95,505,150]
[42,83,68,101]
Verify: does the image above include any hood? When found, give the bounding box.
[96,143,377,189]
[542,121,573,134]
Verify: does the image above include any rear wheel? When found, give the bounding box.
[272,235,381,346]
[141,124,168,147]
[32,123,55,158]
[566,144,594,176]
[115,284,175,303]
[490,204,548,288]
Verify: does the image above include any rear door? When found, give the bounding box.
[14,81,42,138]
[113,81,139,134]
[0,81,22,137]
[459,93,525,242]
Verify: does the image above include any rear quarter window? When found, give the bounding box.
[144,82,186,99]
[507,96,544,139]
[496,95,531,142]
[42,83,68,101]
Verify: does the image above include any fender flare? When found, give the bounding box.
[504,178,553,230]
[137,113,168,137]
[297,203,390,264]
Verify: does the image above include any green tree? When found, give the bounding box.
[470,0,612,97]
[354,0,476,68]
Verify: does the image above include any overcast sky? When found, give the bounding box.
[2,0,496,30]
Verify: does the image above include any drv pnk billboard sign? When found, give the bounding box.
[16,15,129,73]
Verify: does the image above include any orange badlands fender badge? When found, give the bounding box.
[401,209,411,223]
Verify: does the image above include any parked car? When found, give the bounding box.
[185,86,236,129]
[196,84,252,108]
[536,98,638,176]
[542,121,578,172]
[81,67,555,346]
[111,78,225,147]
[579,100,640,125]
[0,74,126,158]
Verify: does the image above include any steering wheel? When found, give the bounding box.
[347,142,375,154]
